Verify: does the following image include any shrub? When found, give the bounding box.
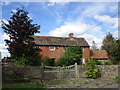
[42,56,54,66]
[16,57,27,66]
[85,59,99,79]
[104,61,113,65]
[114,76,120,83]
[15,56,41,66]
[93,59,102,65]
[56,46,82,66]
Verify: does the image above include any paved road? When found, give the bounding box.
[45,78,119,88]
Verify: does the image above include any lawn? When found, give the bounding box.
[2,83,45,89]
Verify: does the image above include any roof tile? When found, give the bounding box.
[32,35,90,47]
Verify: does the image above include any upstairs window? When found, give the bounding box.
[49,46,55,51]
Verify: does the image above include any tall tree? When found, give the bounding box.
[91,41,98,50]
[108,40,120,64]
[2,8,40,65]
[101,33,120,64]
[101,32,115,51]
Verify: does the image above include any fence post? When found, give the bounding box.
[59,66,61,79]
[41,63,44,81]
[75,63,79,79]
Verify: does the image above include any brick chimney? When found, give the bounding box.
[69,33,74,38]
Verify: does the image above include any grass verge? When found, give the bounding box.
[2,83,45,89]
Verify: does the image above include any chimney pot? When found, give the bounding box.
[69,33,74,38]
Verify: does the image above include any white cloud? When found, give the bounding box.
[0,51,10,59]
[79,3,107,20]
[95,15,118,29]
[47,0,69,6]
[11,9,17,13]
[2,33,9,40]
[109,5,118,12]
[0,43,7,49]
[0,32,10,58]
[0,43,9,59]
[1,1,10,6]
[77,33,103,48]
[47,0,119,2]
[1,19,9,25]
[49,21,90,37]
[49,21,102,37]
[47,0,70,3]
[49,20,104,48]
[47,2,56,6]
[27,14,32,19]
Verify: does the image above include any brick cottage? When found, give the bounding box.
[32,33,109,65]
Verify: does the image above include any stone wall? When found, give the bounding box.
[2,65,120,82]
[2,66,44,83]
[77,65,120,78]
[97,65,119,78]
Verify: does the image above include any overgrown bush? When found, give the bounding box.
[16,57,27,66]
[110,57,119,65]
[56,46,82,66]
[104,61,113,65]
[114,76,120,83]
[42,56,54,66]
[15,56,41,66]
[85,59,100,79]
[93,59,102,65]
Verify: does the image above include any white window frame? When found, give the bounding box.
[82,59,86,64]
[49,46,55,51]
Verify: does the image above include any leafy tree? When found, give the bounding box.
[101,32,115,51]
[56,45,82,66]
[91,41,98,50]
[101,33,120,64]
[2,8,41,66]
[109,40,120,64]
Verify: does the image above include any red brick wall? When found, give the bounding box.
[39,46,64,61]
[39,46,90,64]
[82,47,90,64]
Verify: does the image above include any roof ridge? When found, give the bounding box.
[34,35,84,39]
[32,35,89,47]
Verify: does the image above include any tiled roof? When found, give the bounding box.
[90,50,109,59]
[32,35,89,47]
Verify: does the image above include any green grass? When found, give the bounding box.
[3,83,45,89]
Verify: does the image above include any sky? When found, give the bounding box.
[0,0,119,59]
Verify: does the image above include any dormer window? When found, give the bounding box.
[49,46,55,51]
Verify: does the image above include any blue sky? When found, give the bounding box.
[0,1,119,58]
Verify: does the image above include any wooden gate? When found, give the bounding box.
[44,63,79,80]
